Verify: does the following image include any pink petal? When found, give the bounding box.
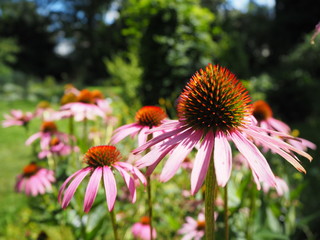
[25,132,42,145]
[61,168,91,208]
[135,143,176,169]
[230,131,276,187]
[83,167,102,213]
[132,125,190,154]
[110,124,141,144]
[246,130,306,173]
[214,131,232,187]
[247,127,312,161]
[137,127,148,147]
[103,166,117,212]
[117,162,147,186]
[160,129,202,182]
[114,165,136,203]
[144,120,181,134]
[268,118,291,133]
[58,167,90,202]
[191,131,215,195]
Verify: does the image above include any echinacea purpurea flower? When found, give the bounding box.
[133,64,313,195]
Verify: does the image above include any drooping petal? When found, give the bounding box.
[137,126,148,147]
[117,162,147,186]
[58,167,91,202]
[61,168,91,208]
[246,130,306,173]
[191,131,214,195]
[25,132,42,145]
[214,131,232,187]
[268,118,291,133]
[114,165,136,203]
[103,166,117,211]
[160,129,202,182]
[231,131,276,187]
[135,143,176,169]
[83,167,102,213]
[132,125,191,154]
[110,123,141,145]
[247,127,312,161]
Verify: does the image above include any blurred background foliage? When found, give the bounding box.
[1,0,320,239]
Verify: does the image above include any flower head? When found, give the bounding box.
[133,64,313,194]
[131,216,157,240]
[178,213,205,240]
[177,64,251,132]
[58,145,146,212]
[15,162,55,196]
[2,109,33,128]
[111,106,167,147]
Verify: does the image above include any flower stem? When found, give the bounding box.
[109,209,119,240]
[83,117,88,148]
[147,174,153,240]
[246,182,256,240]
[205,154,216,240]
[224,183,229,240]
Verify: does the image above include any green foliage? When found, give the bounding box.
[104,50,143,109]
[0,38,19,78]
[121,0,223,104]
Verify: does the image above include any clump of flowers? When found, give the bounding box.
[15,162,55,196]
[58,145,146,212]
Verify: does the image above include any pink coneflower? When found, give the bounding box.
[2,109,33,128]
[133,64,313,195]
[252,100,316,151]
[58,89,105,121]
[26,121,70,148]
[178,213,205,240]
[110,106,168,147]
[15,162,55,196]
[131,216,157,240]
[311,21,320,44]
[38,136,78,159]
[58,145,146,212]
[263,176,289,197]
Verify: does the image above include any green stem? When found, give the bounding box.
[224,183,229,240]
[109,209,119,240]
[246,183,256,240]
[205,154,216,240]
[83,117,88,148]
[147,174,153,240]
